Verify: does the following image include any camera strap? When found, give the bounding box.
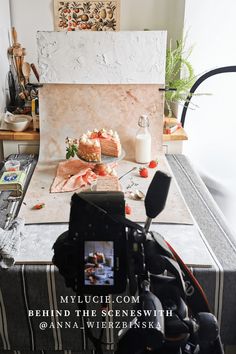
[105,211,211,314]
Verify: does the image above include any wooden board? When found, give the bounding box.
[163,117,188,142]
[163,127,188,142]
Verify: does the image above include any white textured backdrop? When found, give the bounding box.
[37,31,167,84]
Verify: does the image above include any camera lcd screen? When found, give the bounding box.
[84,241,114,286]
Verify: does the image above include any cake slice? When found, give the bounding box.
[96,176,120,191]
[99,129,121,158]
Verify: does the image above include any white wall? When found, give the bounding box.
[0,0,11,114]
[9,0,54,75]
[121,0,185,41]
[183,0,236,233]
[0,0,11,160]
[10,0,185,78]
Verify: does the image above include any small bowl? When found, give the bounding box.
[4,114,32,132]
[5,160,20,172]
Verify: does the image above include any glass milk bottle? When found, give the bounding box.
[135,115,151,163]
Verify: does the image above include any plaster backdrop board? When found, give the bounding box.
[19,156,193,225]
[37,31,167,84]
[54,0,120,31]
[37,84,164,162]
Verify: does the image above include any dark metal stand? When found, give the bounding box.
[180,66,236,127]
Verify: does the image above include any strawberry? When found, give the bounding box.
[90,132,98,139]
[149,160,158,168]
[139,167,148,178]
[33,203,45,210]
[98,170,107,176]
[125,204,132,215]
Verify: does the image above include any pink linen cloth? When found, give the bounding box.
[50,159,97,193]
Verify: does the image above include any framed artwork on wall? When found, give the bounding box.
[54,1,120,31]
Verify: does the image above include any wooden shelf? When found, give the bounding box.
[0,129,40,141]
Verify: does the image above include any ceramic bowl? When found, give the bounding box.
[4,114,32,132]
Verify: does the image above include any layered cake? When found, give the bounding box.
[78,128,121,162]
[96,175,120,191]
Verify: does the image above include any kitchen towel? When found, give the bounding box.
[0,217,25,268]
[50,159,97,193]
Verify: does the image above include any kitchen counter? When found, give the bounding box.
[0,129,40,158]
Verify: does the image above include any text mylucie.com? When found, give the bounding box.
[60,295,139,304]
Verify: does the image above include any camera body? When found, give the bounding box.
[53,191,127,294]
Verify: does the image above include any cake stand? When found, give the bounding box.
[78,148,126,169]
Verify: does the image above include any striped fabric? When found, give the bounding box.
[167,154,236,345]
[0,265,93,352]
[0,260,220,353]
[0,264,125,353]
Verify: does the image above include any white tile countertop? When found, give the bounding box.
[16,222,215,268]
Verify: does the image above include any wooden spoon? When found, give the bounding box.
[22,62,31,84]
[11,27,19,47]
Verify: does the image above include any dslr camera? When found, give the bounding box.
[54,190,127,294]
[53,171,224,354]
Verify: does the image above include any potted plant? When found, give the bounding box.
[165,38,195,118]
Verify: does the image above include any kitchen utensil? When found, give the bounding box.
[19,48,26,84]
[11,27,19,47]
[7,35,18,108]
[8,68,16,107]
[30,63,40,82]
[22,62,31,84]
[118,167,137,180]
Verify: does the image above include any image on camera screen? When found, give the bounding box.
[84,241,114,286]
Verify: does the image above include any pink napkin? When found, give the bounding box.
[50,159,97,193]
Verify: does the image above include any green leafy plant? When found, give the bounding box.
[165,38,196,117]
[65,137,78,159]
